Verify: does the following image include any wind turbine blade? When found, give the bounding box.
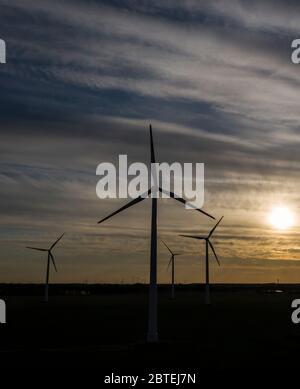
[159,187,215,219]
[50,233,65,250]
[208,240,220,266]
[179,235,204,240]
[150,124,156,164]
[26,247,48,252]
[49,252,58,272]
[167,256,172,270]
[161,239,173,255]
[174,253,182,256]
[208,216,224,238]
[98,188,151,224]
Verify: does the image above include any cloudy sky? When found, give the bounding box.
[1,0,300,283]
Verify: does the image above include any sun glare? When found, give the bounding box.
[269,206,294,230]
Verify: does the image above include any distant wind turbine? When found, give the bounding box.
[161,239,182,300]
[98,125,215,342]
[26,233,64,302]
[180,216,223,305]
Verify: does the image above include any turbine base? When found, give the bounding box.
[147,332,159,343]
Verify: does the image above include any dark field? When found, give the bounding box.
[0,284,300,369]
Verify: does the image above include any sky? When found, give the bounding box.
[1,0,300,283]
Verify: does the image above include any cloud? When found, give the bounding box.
[1,0,300,281]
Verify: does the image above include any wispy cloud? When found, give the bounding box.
[1,0,300,282]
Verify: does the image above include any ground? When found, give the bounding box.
[0,284,299,369]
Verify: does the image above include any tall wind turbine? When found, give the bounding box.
[26,233,64,302]
[98,125,215,342]
[161,239,182,300]
[180,216,223,305]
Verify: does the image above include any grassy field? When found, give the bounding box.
[0,284,300,368]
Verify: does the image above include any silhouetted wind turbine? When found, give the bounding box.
[98,125,215,342]
[180,216,223,305]
[26,233,64,302]
[161,239,182,300]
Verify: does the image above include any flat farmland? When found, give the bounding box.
[0,284,299,368]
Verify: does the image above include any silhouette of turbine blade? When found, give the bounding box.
[26,247,48,252]
[167,256,172,270]
[98,188,152,224]
[208,216,224,238]
[161,239,173,255]
[158,187,215,219]
[49,252,58,272]
[208,240,220,266]
[150,124,156,164]
[179,235,204,240]
[50,233,65,250]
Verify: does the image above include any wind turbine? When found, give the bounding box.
[161,239,182,300]
[26,233,64,302]
[180,216,223,305]
[98,125,215,343]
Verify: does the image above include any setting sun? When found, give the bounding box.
[269,206,294,230]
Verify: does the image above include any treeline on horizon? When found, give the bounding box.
[0,283,300,296]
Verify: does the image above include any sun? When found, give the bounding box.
[269,206,294,230]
